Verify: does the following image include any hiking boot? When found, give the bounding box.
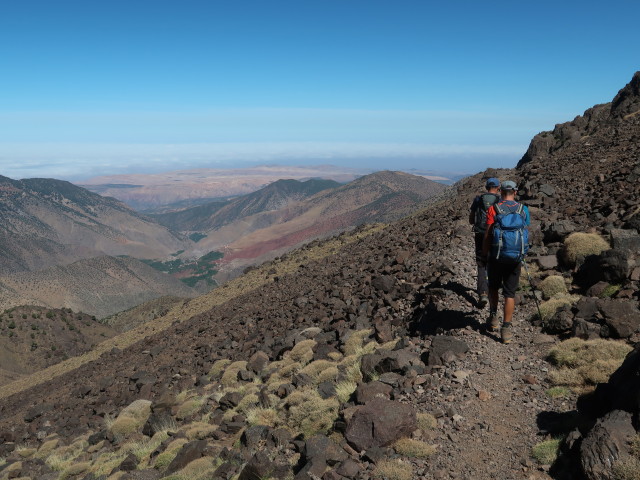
[486,312,499,332]
[501,323,513,344]
[477,294,488,309]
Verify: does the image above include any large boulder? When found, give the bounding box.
[344,398,416,451]
[580,410,637,480]
[598,299,640,338]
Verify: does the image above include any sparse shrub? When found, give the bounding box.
[613,457,640,480]
[8,321,15,329]
[546,386,571,399]
[46,311,54,318]
[547,338,632,389]
[236,393,259,413]
[209,358,231,379]
[153,438,188,470]
[286,388,340,438]
[184,422,218,440]
[539,295,579,321]
[531,438,561,465]
[562,232,610,266]
[246,407,280,427]
[417,412,438,431]
[342,329,373,356]
[220,360,248,386]
[287,339,316,364]
[176,396,206,420]
[169,456,217,480]
[59,461,90,480]
[316,366,339,384]
[373,459,413,480]
[22,314,27,319]
[335,380,358,403]
[393,438,436,458]
[539,275,568,299]
[108,399,152,439]
[300,359,335,379]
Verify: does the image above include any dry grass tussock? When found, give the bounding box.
[0,224,383,401]
[547,338,632,389]
[285,387,340,438]
[562,232,610,266]
[539,295,580,321]
[393,438,437,458]
[107,399,152,440]
[531,438,561,465]
[373,459,414,480]
[417,412,438,431]
[538,275,568,299]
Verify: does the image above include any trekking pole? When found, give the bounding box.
[521,258,543,322]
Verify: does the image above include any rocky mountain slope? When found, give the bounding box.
[0,72,638,480]
[0,306,117,387]
[0,176,189,274]
[150,178,341,232]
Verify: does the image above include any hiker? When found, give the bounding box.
[469,177,501,308]
[482,180,530,344]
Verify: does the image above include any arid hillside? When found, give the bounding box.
[192,171,448,280]
[0,256,197,319]
[0,176,190,274]
[0,306,117,387]
[0,73,638,480]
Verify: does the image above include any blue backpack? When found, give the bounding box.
[491,202,529,264]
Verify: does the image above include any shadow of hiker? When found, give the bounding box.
[440,280,478,306]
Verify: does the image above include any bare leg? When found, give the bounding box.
[503,297,515,324]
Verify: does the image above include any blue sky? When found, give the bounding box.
[0,0,638,180]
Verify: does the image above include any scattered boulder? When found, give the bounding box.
[580,410,637,480]
[425,336,469,366]
[344,398,416,451]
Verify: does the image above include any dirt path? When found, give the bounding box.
[403,238,570,479]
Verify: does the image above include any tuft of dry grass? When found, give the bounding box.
[286,388,340,438]
[539,275,568,299]
[562,232,610,266]
[342,329,373,356]
[613,457,640,480]
[246,406,280,427]
[108,399,152,439]
[373,459,413,480]
[539,295,579,321]
[152,438,189,470]
[393,438,437,458]
[287,339,316,365]
[176,395,207,420]
[220,360,248,386]
[335,380,358,403]
[209,359,232,379]
[547,338,632,389]
[417,412,438,431]
[531,438,561,465]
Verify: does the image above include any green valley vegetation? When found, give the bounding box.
[141,250,224,288]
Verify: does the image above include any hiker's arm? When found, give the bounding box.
[482,226,492,257]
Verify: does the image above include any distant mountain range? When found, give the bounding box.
[150,178,341,231]
[178,171,448,280]
[0,169,447,317]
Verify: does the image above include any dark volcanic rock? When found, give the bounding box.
[580,410,637,480]
[344,398,416,451]
[166,440,208,474]
[426,336,469,366]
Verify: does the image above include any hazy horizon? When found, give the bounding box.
[1,1,638,181]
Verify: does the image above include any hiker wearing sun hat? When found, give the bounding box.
[469,177,501,309]
[482,180,530,344]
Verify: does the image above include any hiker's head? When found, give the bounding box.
[485,177,500,192]
[500,180,518,197]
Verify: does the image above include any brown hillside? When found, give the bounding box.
[0,256,198,319]
[0,306,116,387]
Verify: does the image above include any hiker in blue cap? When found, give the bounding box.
[469,177,501,309]
[482,180,530,344]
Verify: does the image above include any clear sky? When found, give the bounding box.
[1,0,638,180]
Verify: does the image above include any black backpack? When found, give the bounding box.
[473,193,500,233]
